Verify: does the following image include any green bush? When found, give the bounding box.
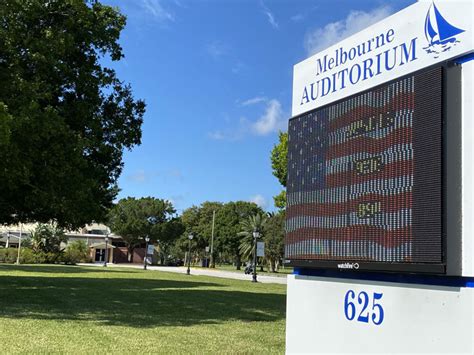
[0,243,92,265]
[0,248,18,263]
[0,248,57,264]
[61,240,91,265]
[19,248,51,264]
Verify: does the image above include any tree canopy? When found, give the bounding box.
[31,223,67,255]
[108,197,183,261]
[0,0,145,228]
[263,211,285,272]
[270,131,288,187]
[238,213,268,262]
[179,201,263,269]
[270,131,288,209]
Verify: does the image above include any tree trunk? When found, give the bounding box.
[128,246,134,263]
[235,254,241,270]
[271,259,276,273]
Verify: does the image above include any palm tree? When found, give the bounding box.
[238,213,268,263]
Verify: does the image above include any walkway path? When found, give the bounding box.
[78,263,288,285]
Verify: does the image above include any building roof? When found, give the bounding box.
[89,242,115,249]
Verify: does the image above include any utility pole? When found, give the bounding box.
[210,210,216,268]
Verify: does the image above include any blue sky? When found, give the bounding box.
[103,0,415,213]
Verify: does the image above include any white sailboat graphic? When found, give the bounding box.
[423,2,464,57]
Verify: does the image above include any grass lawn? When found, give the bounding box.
[0,264,286,354]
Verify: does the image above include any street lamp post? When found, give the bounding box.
[104,234,109,267]
[144,236,150,270]
[187,234,194,275]
[252,230,260,283]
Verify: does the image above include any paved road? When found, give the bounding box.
[78,263,288,284]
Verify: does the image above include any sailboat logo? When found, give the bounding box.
[424,2,465,58]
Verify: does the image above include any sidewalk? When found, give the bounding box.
[78,263,287,285]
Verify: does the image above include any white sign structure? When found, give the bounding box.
[286,1,474,353]
[147,244,154,255]
[286,275,474,354]
[292,0,474,116]
[256,242,265,257]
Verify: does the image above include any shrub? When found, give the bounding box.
[0,248,18,263]
[19,248,48,264]
[0,248,56,264]
[61,240,91,264]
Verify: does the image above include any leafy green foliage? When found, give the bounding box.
[270,131,288,209]
[180,201,263,269]
[0,248,17,263]
[62,240,91,264]
[31,224,68,257]
[0,247,58,264]
[273,190,286,210]
[0,0,145,228]
[19,248,55,264]
[108,197,184,261]
[263,211,285,272]
[238,213,268,262]
[270,131,288,187]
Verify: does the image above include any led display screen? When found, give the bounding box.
[285,67,443,273]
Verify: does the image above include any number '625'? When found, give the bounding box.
[344,290,384,325]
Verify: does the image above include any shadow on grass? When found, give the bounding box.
[0,273,286,328]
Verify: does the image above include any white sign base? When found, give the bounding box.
[286,274,474,354]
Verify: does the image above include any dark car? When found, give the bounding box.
[165,258,184,266]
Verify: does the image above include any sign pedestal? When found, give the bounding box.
[286,274,474,354]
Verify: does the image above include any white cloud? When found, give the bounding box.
[240,96,267,106]
[250,194,267,209]
[127,169,147,183]
[231,62,245,74]
[126,168,183,183]
[291,14,304,22]
[304,6,393,56]
[261,2,278,29]
[252,99,286,135]
[206,41,228,59]
[208,131,227,140]
[208,117,250,141]
[209,99,287,141]
[141,0,175,22]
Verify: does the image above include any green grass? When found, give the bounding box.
[0,264,286,354]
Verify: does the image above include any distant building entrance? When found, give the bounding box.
[95,249,106,262]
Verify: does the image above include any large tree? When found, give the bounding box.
[180,202,224,264]
[107,197,183,262]
[270,131,288,209]
[238,213,268,265]
[218,201,263,269]
[179,201,263,269]
[0,0,145,228]
[263,211,285,272]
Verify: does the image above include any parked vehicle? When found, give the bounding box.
[165,258,184,266]
[244,264,254,274]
